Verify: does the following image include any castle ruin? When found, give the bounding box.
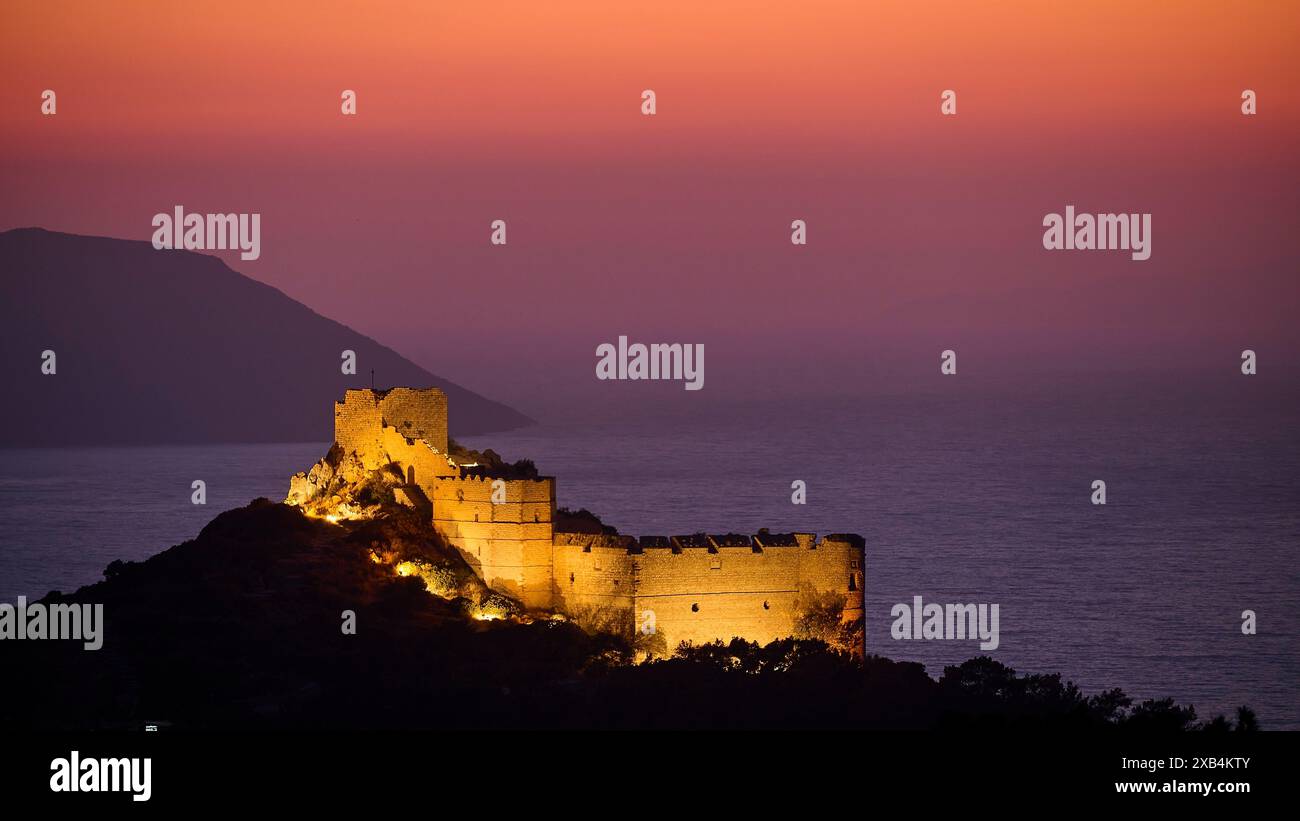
[297,387,865,653]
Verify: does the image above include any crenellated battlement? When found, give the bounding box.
[552,531,863,556]
[442,473,551,483]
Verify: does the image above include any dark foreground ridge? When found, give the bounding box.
[0,228,532,445]
[0,500,1260,731]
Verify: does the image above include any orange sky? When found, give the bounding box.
[3,0,1298,145]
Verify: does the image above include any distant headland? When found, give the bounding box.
[0,228,531,446]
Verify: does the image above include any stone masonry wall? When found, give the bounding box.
[334,388,449,470]
[799,533,866,623]
[431,475,556,609]
[334,389,385,469]
[552,533,865,654]
[632,543,802,651]
[551,534,637,618]
[376,387,447,454]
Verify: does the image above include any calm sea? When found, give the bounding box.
[2,388,1296,727]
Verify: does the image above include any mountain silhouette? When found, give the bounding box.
[0,228,532,446]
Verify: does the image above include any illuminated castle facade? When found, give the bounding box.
[323,387,864,651]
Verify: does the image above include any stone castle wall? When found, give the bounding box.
[552,532,865,654]
[335,388,448,470]
[431,475,556,609]
[552,534,637,617]
[334,390,385,469]
[631,541,802,650]
[798,533,866,623]
[381,426,458,489]
[376,387,448,454]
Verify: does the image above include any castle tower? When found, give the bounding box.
[334,387,448,468]
[431,474,556,609]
